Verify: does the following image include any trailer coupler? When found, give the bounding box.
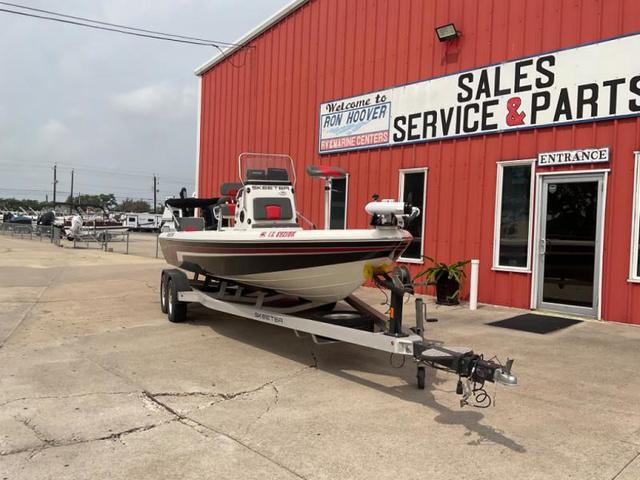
[374,267,518,408]
[415,343,517,407]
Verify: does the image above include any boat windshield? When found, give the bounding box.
[238,153,296,186]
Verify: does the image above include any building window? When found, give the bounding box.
[329,176,348,229]
[629,153,640,281]
[398,168,427,263]
[493,160,535,271]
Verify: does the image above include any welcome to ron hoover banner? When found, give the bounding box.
[318,33,640,154]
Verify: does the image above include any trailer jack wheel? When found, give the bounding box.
[167,278,187,323]
[417,366,426,390]
[160,273,169,314]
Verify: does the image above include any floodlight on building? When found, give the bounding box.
[435,23,459,42]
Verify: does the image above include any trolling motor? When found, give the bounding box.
[372,266,517,408]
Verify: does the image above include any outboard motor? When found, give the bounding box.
[37,211,55,226]
[66,214,83,240]
[365,199,420,228]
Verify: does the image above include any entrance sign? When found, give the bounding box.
[319,33,640,154]
[537,147,610,167]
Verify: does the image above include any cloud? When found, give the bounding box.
[111,83,196,118]
[37,119,71,144]
[0,0,291,201]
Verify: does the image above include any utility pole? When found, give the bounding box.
[153,175,157,213]
[69,169,74,214]
[52,164,58,204]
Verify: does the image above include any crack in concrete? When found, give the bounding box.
[151,364,316,414]
[0,419,164,459]
[244,384,280,436]
[2,355,315,473]
[0,267,64,348]
[611,451,640,480]
[15,416,53,445]
[0,390,139,408]
[142,391,307,480]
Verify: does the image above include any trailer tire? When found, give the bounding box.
[160,273,169,314]
[167,278,187,323]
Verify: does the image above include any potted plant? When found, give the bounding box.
[415,257,470,305]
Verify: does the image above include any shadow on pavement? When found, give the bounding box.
[185,303,526,453]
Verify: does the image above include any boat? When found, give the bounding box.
[158,153,419,304]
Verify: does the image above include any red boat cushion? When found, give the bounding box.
[220,204,236,217]
[183,226,200,232]
[265,205,282,220]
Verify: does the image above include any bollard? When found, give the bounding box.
[469,259,479,310]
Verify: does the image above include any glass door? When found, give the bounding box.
[329,176,348,229]
[537,174,604,317]
[398,169,427,262]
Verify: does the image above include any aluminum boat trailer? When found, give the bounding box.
[160,267,517,408]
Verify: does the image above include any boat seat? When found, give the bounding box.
[176,217,205,232]
[266,168,289,182]
[253,198,293,221]
[221,182,242,197]
[246,169,266,181]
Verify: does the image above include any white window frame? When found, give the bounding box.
[492,159,535,273]
[328,174,349,229]
[629,152,640,282]
[398,167,428,264]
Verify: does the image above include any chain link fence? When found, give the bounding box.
[0,222,129,253]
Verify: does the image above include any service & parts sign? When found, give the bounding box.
[318,33,640,154]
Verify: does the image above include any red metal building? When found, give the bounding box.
[194,0,640,324]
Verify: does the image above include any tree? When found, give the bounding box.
[65,194,118,211]
[119,198,152,213]
[0,198,48,211]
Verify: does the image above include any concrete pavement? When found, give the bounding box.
[1,235,639,479]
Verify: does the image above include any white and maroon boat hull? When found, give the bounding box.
[159,228,411,303]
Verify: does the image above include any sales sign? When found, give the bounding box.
[318,33,640,154]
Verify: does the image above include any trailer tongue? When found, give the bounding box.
[160,265,517,409]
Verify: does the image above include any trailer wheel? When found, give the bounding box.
[417,366,426,390]
[160,273,168,314]
[167,278,187,323]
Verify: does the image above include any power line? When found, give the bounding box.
[0,1,243,47]
[0,6,240,48]
[0,162,195,184]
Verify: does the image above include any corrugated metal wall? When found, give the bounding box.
[198,0,640,324]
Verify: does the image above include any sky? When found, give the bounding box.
[0,0,290,205]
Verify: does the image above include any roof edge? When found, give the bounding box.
[194,0,311,76]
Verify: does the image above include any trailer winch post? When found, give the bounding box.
[374,267,412,337]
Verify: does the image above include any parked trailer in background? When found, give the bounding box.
[122,213,163,232]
